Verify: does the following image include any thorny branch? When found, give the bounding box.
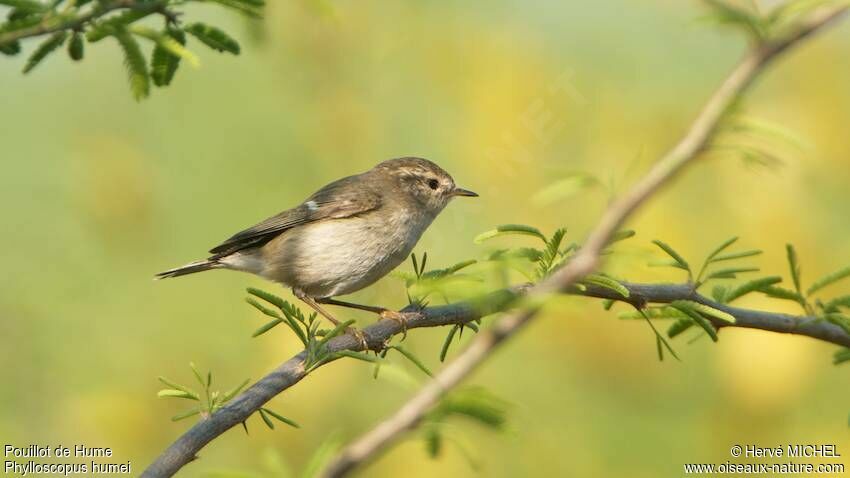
[138,5,849,478]
[319,5,849,478]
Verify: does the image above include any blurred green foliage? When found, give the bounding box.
[2,1,850,476]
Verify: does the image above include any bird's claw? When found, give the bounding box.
[347,327,369,351]
[380,310,409,340]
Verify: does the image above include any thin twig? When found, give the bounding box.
[319,7,848,478]
[0,0,165,46]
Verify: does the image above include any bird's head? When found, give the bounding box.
[373,157,478,215]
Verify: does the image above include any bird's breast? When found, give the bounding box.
[259,209,434,297]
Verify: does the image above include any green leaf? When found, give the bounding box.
[202,0,264,17]
[474,224,546,244]
[760,285,804,303]
[170,409,201,421]
[608,229,636,244]
[834,348,850,365]
[440,325,458,362]
[433,388,509,429]
[822,295,850,313]
[676,300,736,324]
[247,287,287,309]
[670,301,718,342]
[711,285,727,303]
[261,407,300,428]
[388,345,433,377]
[420,259,478,281]
[189,362,206,388]
[701,0,767,40]
[22,31,66,73]
[786,244,803,295]
[221,378,250,403]
[258,408,275,429]
[252,318,283,337]
[667,318,694,338]
[424,428,442,458]
[149,28,184,87]
[86,8,156,42]
[704,267,760,280]
[316,319,356,349]
[807,266,850,296]
[535,228,568,277]
[245,297,283,319]
[185,22,240,54]
[0,40,21,55]
[618,307,686,320]
[724,276,783,303]
[636,308,680,361]
[705,237,738,262]
[157,376,198,398]
[132,25,199,67]
[333,350,379,363]
[711,250,762,262]
[158,389,200,400]
[656,335,664,361]
[582,274,629,298]
[0,0,47,13]
[113,27,149,100]
[651,240,690,272]
[67,31,83,61]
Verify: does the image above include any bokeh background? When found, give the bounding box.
[2,0,850,476]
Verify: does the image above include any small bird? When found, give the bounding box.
[156,157,477,342]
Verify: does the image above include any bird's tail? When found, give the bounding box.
[155,259,222,279]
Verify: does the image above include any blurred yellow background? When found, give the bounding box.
[2,0,850,476]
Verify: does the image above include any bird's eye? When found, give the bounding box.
[427,179,439,190]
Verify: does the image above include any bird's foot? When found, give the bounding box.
[379,310,409,340]
[347,326,369,351]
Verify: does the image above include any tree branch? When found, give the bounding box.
[0,0,165,47]
[319,6,849,478]
[139,5,848,478]
[141,280,850,478]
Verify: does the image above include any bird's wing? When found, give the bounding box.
[208,174,382,256]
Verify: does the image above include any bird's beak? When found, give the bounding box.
[451,187,479,197]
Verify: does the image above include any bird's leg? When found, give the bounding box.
[316,297,410,339]
[293,290,368,350]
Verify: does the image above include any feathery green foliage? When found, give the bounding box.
[113,27,149,101]
[835,348,850,365]
[670,301,719,342]
[185,22,240,54]
[667,318,695,338]
[22,31,65,73]
[821,295,850,313]
[0,39,20,54]
[86,8,158,42]
[701,0,768,41]
[582,273,629,298]
[619,307,687,320]
[0,0,46,13]
[723,276,783,303]
[808,265,850,296]
[150,27,186,87]
[421,386,510,462]
[157,363,297,431]
[474,224,546,243]
[131,25,198,66]
[650,240,691,278]
[202,0,265,18]
[0,0,260,98]
[67,31,83,60]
